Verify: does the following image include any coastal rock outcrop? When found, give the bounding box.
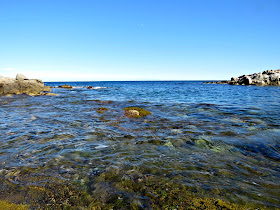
[230,70,280,86]
[206,69,280,86]
[0,74,52,96]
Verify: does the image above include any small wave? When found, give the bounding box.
[72,86,84,89]
[60,86,108,89]
[88,86,108,90]
[95,144,108,149]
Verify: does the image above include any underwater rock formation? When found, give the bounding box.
[97,107,109,113]
[124,107,151,118]
[0,74,51,96]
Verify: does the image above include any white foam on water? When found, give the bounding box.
[90,86,108,89]
[95,144,108,149]
[72,86,84,89]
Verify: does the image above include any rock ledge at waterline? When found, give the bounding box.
[0,74,53,96]
[205,69,280,86]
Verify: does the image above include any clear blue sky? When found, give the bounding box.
[0,0,279,81]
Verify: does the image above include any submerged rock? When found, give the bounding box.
[88,100,113,104]
[124,107,151,118]
[0,74,52,96]
[97,107,109,114]
[205,80,230,84]
[206,69,280,86]
[126,110,140,117]
[44,93,59,96]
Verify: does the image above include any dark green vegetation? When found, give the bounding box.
[0,201,28,210]
[0,169,91,209]
[87,167,263,209]
[0,169,263,209]
[87,99,113,104]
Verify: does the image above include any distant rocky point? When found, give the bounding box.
[0,74,53,96]
[205,69,280,86]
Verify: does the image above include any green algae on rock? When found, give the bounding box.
[92,100,113,104]
[0,201,28,210]
[97,107,109,114]
[0,178,92,209]
[124,107,151,118]
[87,167,261,210]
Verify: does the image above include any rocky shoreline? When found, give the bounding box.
[206,69,280,86]
[0,74,54,96]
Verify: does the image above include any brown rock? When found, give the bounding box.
[42,86,52,92]
[0,74,52,96]
[58,84,72,89]
[44,93,59,96]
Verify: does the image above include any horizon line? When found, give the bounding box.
[44,79,223,83]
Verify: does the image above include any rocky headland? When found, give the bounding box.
[206,69,280,86]
[0,74,53,96]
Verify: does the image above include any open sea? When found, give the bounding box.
[0,81,280,209]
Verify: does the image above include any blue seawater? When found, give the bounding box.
[0,81,279,208]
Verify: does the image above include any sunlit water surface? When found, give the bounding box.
[0,81,279,208]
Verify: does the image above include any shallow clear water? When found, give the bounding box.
[0,81,280,208]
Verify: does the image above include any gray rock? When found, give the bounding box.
[16,74,28,81]
[240,75,252,85]
[231,77,238,82]
[0,74,52,96]
[209,69,280,86]
[0,75,14,83]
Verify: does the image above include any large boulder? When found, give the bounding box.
[0,74,52,96]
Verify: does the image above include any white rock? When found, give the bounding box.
[16,73,28,80]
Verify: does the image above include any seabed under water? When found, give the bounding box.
[0,81,279,209]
